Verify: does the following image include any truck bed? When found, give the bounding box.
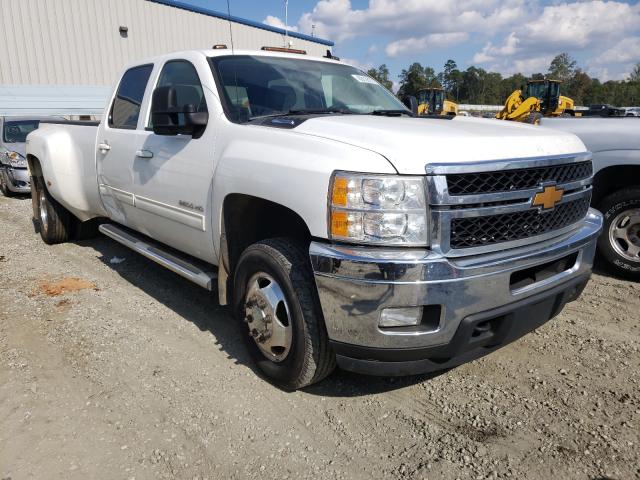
[27,120,107,221]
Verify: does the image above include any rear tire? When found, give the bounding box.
[32,175,73,244]
[597,188,640,280]
[233,238,336,389]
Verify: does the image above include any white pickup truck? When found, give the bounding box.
[542,117,640,279]
[26,48,602,389]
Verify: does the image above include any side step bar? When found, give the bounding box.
[99,224,217,290]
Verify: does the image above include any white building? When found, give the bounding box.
[0,0,333,114]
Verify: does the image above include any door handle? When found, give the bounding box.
[135,150,154,159]
[98,142,111,152]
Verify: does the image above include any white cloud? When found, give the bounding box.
[263,15,299,32]
[471,1,640,79]
[297,0,529,43]
[291,0,640,80]
[591,37,640,66]
[386,32,469,57]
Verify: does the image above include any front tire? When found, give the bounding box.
[233,238,335,389]
[32,175,73,244]
[524,111,543,124]
[597,188,640,280]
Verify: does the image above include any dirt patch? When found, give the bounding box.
[1,195,639,480]
[37,277,98,297]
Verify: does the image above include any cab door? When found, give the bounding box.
[128,58,216,262]
[96,64,154,226]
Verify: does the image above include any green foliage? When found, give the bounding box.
[548,53,577,82]
[396,56,640,107]
[366,64,393,91]
[397,62,441,97]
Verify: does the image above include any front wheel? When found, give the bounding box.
[524,111,543,124]
[233,238,336,389]
[597,188,640,280]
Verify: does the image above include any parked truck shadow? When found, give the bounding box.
[74,236,438,397]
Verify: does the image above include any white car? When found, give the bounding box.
[26,48,602,388]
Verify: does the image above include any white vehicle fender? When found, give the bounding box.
[26,124,107,221]
[211,123,397,251]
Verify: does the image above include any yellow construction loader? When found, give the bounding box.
[416,87,458,116]
[496,79,578,124]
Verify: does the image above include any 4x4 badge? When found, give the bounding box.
[532,184,564,210]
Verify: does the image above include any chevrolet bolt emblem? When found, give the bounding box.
[532,184,564,210]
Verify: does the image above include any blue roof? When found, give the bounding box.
[147,0,334,47]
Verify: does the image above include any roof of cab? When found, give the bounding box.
[121,48,351,72]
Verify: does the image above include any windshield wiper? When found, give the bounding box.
[287,108,353,115]
[251,108,352,121]
[369,109,414,117]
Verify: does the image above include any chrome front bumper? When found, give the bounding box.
[310,210,602,364]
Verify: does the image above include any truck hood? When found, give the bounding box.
[294,115,586,174]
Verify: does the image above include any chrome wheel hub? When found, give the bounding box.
[39,190,48,232]
[609,208,640,262]
[244,272,292,362]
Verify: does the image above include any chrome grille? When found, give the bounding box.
[450,196,591,249]
[425,153,594,256]
[446,161,593,195]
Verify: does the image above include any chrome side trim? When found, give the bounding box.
[98,184,205,231]
[99,223,217,290]
[136,195,205,231]
[424,152,592,175]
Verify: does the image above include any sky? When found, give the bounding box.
[186,0,640,87]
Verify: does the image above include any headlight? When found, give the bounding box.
[329,171,428,245]
[7,152,27,168]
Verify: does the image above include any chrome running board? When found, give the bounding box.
[99,224,217,290]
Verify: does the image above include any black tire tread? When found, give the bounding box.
[33,175,73,245]
[596,186,640,279]
[239,238,335,388]
[0,171,13,197]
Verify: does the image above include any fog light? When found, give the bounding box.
[379,306,423,328]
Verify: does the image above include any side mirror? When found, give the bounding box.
[151,86,209,138]
[402,95,419,116]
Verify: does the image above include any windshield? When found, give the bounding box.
[526,82,546,99]
[210,55,407,122]
[433,90,444,111]
[3,120,40,143]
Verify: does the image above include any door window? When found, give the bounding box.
[109,64,153,129]
[148,60,207,128]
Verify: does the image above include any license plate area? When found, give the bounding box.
[509,252,579,292]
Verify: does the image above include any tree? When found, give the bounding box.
[397,62,429,97]
[566,69,592,105]
[366,64,393,91]
[629,63,640,82]
[441,59,457,91]
[548,53,577,82]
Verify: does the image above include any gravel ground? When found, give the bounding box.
[1,194,639,480]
